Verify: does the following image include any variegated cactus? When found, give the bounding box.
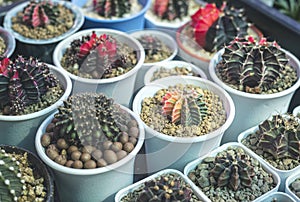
[154,0,189,21]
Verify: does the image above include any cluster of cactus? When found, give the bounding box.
[216,36,295,94]
[92,0,132,18]
[22,0,60,28]
[161,88,208,126]
[153,0,189,21]
[255,114,300,160]
[52,93,128,147]
[191,2,249,52]
[0,55,58,115]
[0,148,25,201]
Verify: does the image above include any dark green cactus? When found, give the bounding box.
[216,36,296,94]
[161,88,208,126]
[92,0,131,18]
[154,0,189,21]
[0,148,25,201]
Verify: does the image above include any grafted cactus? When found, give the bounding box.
[22,0,60,28]
[0,56,58,115]
[191,2,249,52]
[256,114,300,160]
[161,88,208,126]
[92,0,131,18]
[153,0,189,21]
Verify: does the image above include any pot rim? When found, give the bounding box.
[53,28,145,84]
[35,105,145,176]
[132,75,235,143]
[0,64,72,121]
[0,26,16,58]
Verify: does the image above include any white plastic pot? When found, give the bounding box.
[184,142,281,202]
[258,192,296,202]
[209,48,300,143]
[35,106,145,202]
[285,171,300,201]
[129,29,178,92]
[292,105,300,117]
[132,75,235,173]
[53,28,145,108]
[0,25,15,57]
[0,65,72,153]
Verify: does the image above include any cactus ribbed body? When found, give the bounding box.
[92,0,131,18]
[154,0,189,21]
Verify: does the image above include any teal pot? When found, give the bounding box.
[209,48,300,143]
[35,106,145,202]
[53,28,145,108]
[132,76,235,172]
[71,0,151,32]
[0,65,72,153]
[3,0,84,63]
[0,26,16,57]
[0,144,55,202]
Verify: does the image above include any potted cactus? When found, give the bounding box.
[35,92,145,202]
[0,144,54,201]
[71,0,151,31]
[53,28,145,107]
[0,26,15,58]
[0,55,72,152]
[115,169,206,201]
[238,113,300,191]
[176,2,262,78]
[184,142,280,201]
[209,36,300,143]
[3,0,84,63]
[132,75,235,172]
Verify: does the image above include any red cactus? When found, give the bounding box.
[0,58,10,77]
[154,0,169,18]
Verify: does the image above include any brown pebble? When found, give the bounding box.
[128,120,137,128]
[84,160,97,169]
[116,150,127,160]
[73,160,83,169]
[41,133,51,147]
[119,132,129,144]
[103,150,118,164]
[54,155,67,165]
[81,152,91,162]
[46,122,55,132]
[67,145,78,154]
[123,142,135,153]
[111,142,123,152]
[129,137,137,145]
[71,150,82,161]
[57,138,69,150]
[65,160,74,167]
[82,145,95,154]
[102,141,113,150]
[46,148,59,160]
[92,150,103,160]
[97,158,107,167]
[128,127,139,138]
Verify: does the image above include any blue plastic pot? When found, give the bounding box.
[72,0,151,32]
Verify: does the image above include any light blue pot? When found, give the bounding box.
[72,0,151,32]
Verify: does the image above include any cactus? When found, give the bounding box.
[153,0,189,21]
[0,56,59,115]
[161,88,208,126]
[216,36,297,94]
[53,93,129,147]
[191,2,249,52]
[92,0,132,18]
[22,0,60,28]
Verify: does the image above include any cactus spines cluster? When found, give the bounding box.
[0,56,59,115]
[161,88,208,126]
[22,0,59,28]
[92,0,131,18]
[0,148,25,202]
[256,114,300,160]
[153,0,189,21]
[191,2,250,52]
[216,36,296,94]
[209,149,255,191]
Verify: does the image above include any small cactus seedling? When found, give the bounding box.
[22,0,60,28]
[153,0,189,21]
[92,0,132,18]
[161,88,208,126]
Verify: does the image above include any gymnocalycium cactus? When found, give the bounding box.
[154,0,189,21]
[0,56,59,115]
[22,0,60,28]
[92,0,132,18]
[216,36,297,94]
[191,2,250,52]
[161,88,208,126]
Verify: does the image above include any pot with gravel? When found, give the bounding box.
[238,113,300,191]
[0,26,15,58]
[53,28,145,108]
[184,142,280,202]
[132,75,235,172]
[3,0,84,63]
[0,55,72,152]
[286,172,300,201]
[35,92,145,202]
[209,36,300,143]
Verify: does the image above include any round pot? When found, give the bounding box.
[0,25,15,57]
[53,28,145,108]
[293,105,300,117]
[0,144,54,201]
[3,0,84,63]
[209,48,300,143]
[285,171,300,201]
[35,106,145,202]
[132,75,235,172]
[71,0,151,31]
[144,60,207,86]
[176,23,263,79]
[129,29,178,92]
[184,142,281,202]
[0,0,27,25]
[0,64,72,153]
